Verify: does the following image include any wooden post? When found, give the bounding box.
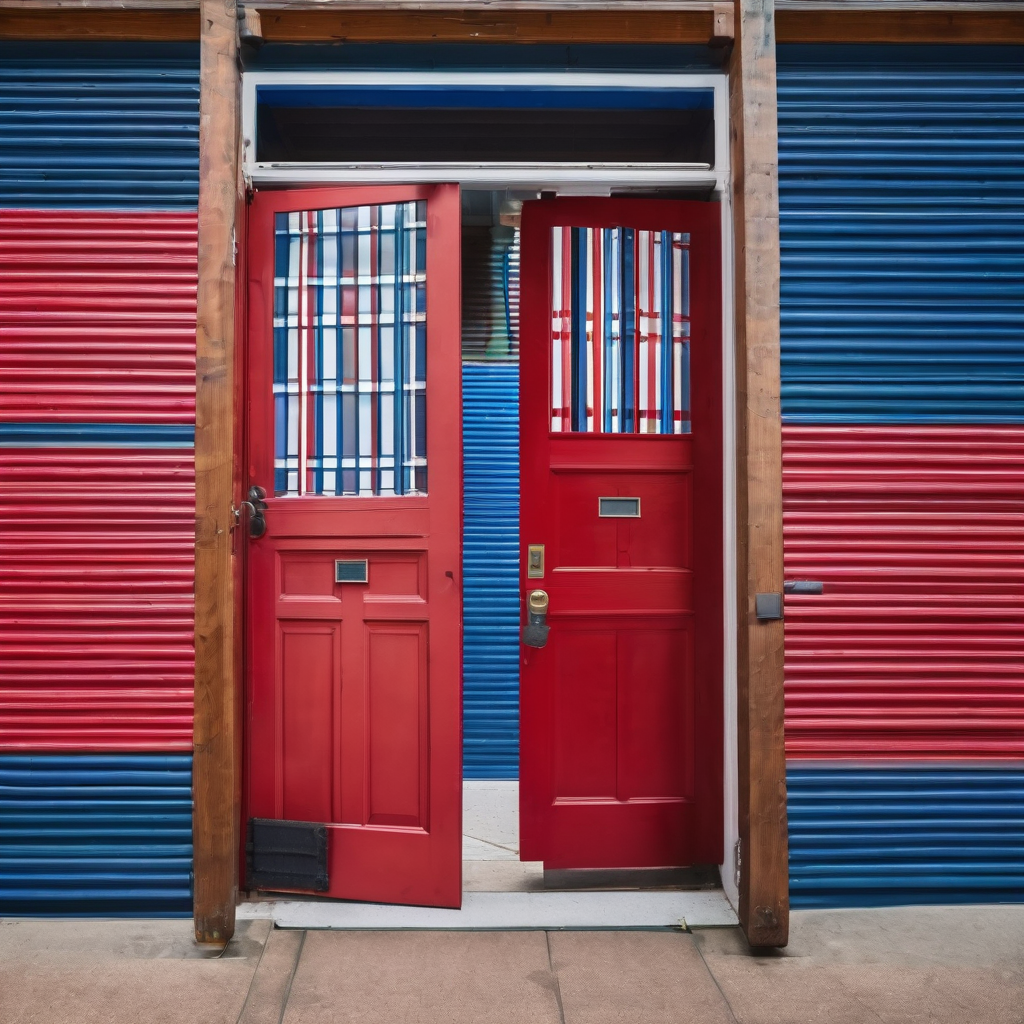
[729,0,789,947]
[193,0,240,946]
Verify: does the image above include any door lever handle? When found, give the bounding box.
[522,589,550,649]
[236,485,268,539]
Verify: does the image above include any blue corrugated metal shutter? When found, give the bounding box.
[788,768,1024,909]
[0,42,199,208]
[462,364,520,778]
[778,46,1024,423]
[778,45,1024,910]
[0,754,193,916]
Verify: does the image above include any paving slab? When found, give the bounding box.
[694,905,1024,1024]
[0,918,270,1024]
[281,929,563,1024]
[549,930,735,1024]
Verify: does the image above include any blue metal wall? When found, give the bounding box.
[0,43,199,916]
[778,46,1024,424]
[788,768,1024,909]
[779,45,1024,910]
[0,755,193,916]
[462,364,521,779]
[0,43,199,208]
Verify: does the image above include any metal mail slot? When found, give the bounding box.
[336,559,369,584]
[599,497,641,518]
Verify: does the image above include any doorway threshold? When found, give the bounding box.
[236,889,737,930]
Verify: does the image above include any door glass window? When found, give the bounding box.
[550,226,690,434]
[273,202,428,496]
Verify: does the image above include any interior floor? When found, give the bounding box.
[463,781,544,893]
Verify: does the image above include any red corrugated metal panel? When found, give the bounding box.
[0,210,196,423]
[0,449,194,750]
[783,426,1024,759]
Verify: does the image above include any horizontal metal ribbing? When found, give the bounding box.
[0,46,199,209]
[0,211,197,426]
[0,753,192,916]
[777,48,1024,424]
[0,449,195,751]
[788,766,1024,909]
[783,425,1024,761]
[462,363,520,779]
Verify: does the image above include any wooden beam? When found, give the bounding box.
[254,0,721,8]
[711,0,736,42]
[0,8,198,36]
[193,0,241,948]
[0,0,722,7]
[5,2,1020,42]
[729,0,789,949]
[776,9,1024,43]
[3,0,1022,11]
[0,0,197,7]
[259,7,714,42]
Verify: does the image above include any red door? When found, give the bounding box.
[244,185,462,907]
[519,198,722,870]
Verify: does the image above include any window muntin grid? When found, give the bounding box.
[273,202,428,496]
[551,226,691,434]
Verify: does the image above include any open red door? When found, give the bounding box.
[245,185,462,907]
[519,198,722,870]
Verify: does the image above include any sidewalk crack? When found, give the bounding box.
[545,931,567,1024]
[693,935,740,1024]
[463,833,520,855]
[277,930,306,1024]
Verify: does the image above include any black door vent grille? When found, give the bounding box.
[246,818,329,893]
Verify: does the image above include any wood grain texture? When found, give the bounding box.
[0,0,717,7]
[193,0,241,948]
[256,0,720,8]
[259,8,713,41]
[0,9,198,36]
[729,0,789,949]
[777,9,1024,42]
[3,0,1021,10]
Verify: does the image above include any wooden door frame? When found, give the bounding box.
[9,0,1016,950]
[205,0,792,949]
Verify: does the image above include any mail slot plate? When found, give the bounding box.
[599,497,641,518]
[335,559,369,583]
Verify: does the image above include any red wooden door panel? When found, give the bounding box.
[245,185,462,908]
[519,198,722,870]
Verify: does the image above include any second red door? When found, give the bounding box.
[519,198,723,870]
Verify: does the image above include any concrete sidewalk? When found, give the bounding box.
[1,906,1022,1024]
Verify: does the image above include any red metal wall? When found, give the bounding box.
[0,449,195,750]
[0,211,197,424]
[783,425,1024,759]
[0,209,197,752]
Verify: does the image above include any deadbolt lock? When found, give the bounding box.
[522,589,550,649]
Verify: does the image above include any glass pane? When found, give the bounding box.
[551,226,691,434]
[273,201,428,496]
